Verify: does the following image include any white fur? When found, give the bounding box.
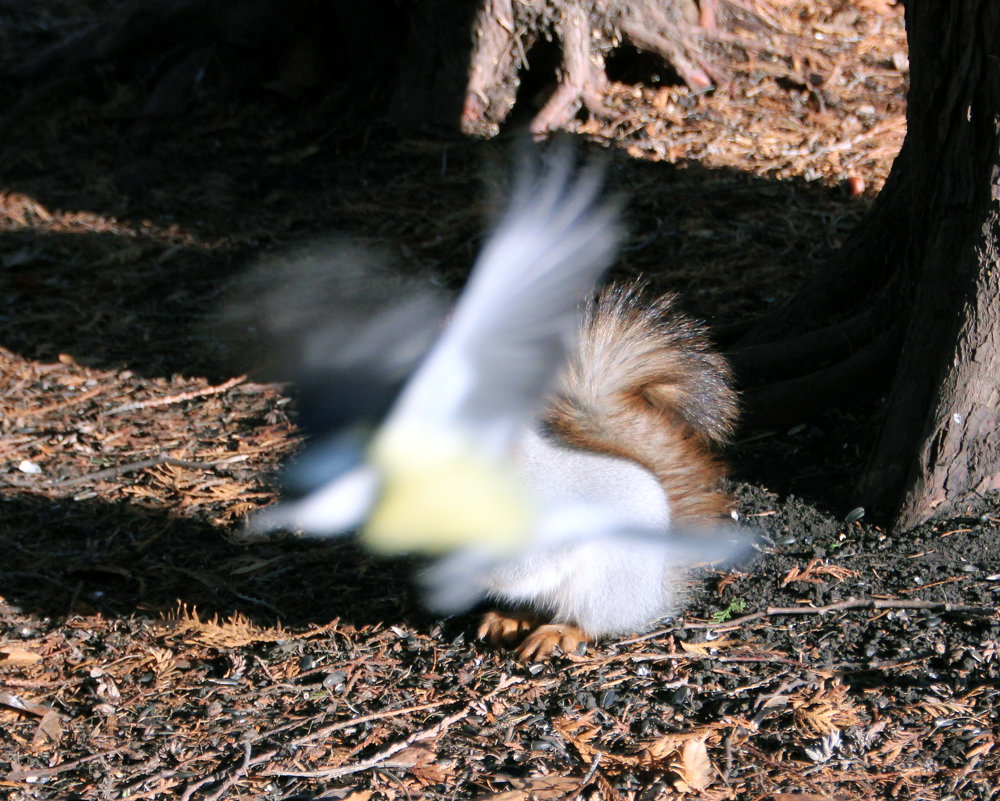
[483,427,681,635]
[516,427,669,529]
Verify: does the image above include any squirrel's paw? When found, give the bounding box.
[515,623,590,662]
[477,610,542,646]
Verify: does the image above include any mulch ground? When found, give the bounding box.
[2,1,999,799]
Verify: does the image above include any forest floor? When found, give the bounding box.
[1,1,999,799]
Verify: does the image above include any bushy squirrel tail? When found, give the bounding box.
[546,281,739,523]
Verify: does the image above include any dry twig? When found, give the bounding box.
[104,374,246,415]
[686,596,998,629]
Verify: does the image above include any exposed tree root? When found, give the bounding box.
[729,306,887,385]
[685,595,1000,630]
[737,327,900,428]
[462,0,741,138]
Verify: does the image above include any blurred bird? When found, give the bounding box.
[230,148,752,659]
[242,149,622,550]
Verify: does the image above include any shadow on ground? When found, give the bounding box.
[0,489,448,633]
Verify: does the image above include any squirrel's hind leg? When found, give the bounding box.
[515,623,590,661]
[477,609,543,646]
[478,610,590,661]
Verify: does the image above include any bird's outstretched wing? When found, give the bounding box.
[222,239,449,462]
[222,241,449,535]
[363,151,625,553]
[387,149,624,454]
[421,517,758,614]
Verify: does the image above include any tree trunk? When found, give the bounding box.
[857,1,1000,527]
[736,2,1000,530]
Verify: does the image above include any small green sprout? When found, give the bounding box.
[711,598,748,624]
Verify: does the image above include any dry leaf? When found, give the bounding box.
[918,697,974,720]
[781,559,857,586]
[389,745,435,769]
[31,710,63,749]
[411,763,453,785]
[162,603,336,647]
[0,647,43,667]
[679,637,732,656]
[791,680,861,737]
[670,739,713,793]
[773,794,843,801]
[644,733,684,763]
[0,691,53,717]
[483,775,582,801]
[967,739,997,759]
[553,715,643,768]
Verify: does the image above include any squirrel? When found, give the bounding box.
[479,280,739,660]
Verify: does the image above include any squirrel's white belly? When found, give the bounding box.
[515,427,670,528]
[483,427,676,635]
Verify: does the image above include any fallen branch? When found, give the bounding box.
[176,701,457,799]
[289,699,454,747]
[685,596,998,630]
[6,748,123,782]
[50,455,222,487]
[0,691,56,718]
[14,384,108,418]
[200,742,255,801]
[104,374,246,415]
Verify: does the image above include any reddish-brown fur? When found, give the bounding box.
[545,281,738,524]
